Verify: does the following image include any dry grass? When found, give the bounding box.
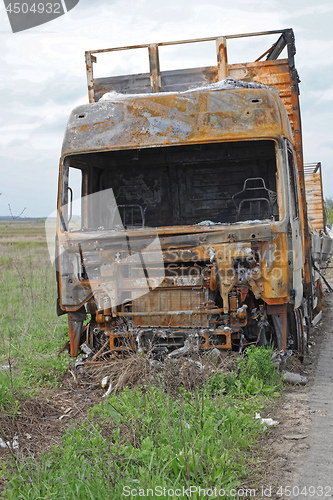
[0,218,46,246]
[81,350,239,395]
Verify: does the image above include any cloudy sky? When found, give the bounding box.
[0,0,332,217]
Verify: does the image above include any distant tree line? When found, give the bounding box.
[325,197,333,226]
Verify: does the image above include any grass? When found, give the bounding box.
[0,219,284,499]
[2,347,282,499]
[0,220,68,411]
[0,218,46,246]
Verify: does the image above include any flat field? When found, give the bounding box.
[0,218,47,245]
[0,218,68,407]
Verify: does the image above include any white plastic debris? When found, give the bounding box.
[196,220,221,226]
[185,78,278,94]
[255,412,279,426]
[270,349,292,369]
[101,376,109,388]
[0,436,19,450]
[74,355,85,370]
[100,78,278,102]
[102,383,113,398]
[326,226,333,238]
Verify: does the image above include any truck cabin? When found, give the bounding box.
[56,30,308,359]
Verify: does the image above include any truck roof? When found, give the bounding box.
[62,83,292,157]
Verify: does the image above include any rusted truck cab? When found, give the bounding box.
[56,30,325,361]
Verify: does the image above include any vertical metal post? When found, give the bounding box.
[82,170,89,229]
[148,44,161,92]
[317,163,325,232]
[85,52,96,103]
[216,37,228,81]
[68,310,86,357]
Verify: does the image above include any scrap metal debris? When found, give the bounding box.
[271,349,293,369]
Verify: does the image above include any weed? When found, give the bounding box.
[0,256,13,268]
[0,371,18,410]
[224,346,282,397]
[0,227,68,412]
[14,241,27,249]
[3,367,276,499]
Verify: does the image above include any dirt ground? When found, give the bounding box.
[250,276,333,499]
[1,284,333,497]
[0,374,102,490]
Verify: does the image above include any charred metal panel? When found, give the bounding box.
[94,67,219,100]
[228,60,294,133]
[62,89,291,157]
[132,288,209,328]
[162,67,218,93]
[259,234,289,304]
[321,234,333,262]
[94,74,151,99]
[304,163,325,232]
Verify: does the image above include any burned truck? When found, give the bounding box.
[55,29,332,362]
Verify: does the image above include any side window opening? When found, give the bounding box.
[66,166,82,232]
[287,147,299,219]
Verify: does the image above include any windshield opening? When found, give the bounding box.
[62,140,279,232]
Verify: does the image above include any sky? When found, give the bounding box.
[0,0,332,217]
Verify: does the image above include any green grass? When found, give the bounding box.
[0,221,284,498]
[228,345,282,397]
[3,347,282,499]
[0,224,68,411]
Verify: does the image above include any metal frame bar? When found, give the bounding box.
[85,29,289,56]
[304,162,321,174]
[85,29,293,103]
